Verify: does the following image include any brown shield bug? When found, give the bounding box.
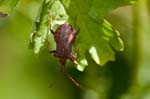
[50,22,80,87]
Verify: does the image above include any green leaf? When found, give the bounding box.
[30,0,135,71]
[29,0,52,54]
[0,0,19,15]
[75,16,124,70]
[29,0,68,54]
[102,19,124,51]
[60,0,133,71]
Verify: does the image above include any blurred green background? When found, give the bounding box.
[0,0,150,99]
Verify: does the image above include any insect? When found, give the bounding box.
[50,22,80,87]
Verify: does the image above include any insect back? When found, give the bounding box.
[50,22,80,87]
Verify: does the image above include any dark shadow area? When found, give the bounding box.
[108,53,131,99]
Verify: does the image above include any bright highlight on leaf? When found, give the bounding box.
[77,58,88,72]
[89,46,101,65]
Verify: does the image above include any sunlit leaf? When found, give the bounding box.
[29,0,52,54]
[60,0,136,71]
[30,0,136,71]
[29,0,68,54]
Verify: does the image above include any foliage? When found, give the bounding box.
[0,0,137,71]
[1,0,150,99]
[29,0,129,71]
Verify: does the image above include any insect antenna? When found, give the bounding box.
[63,65,80,88]
[49,65,63,88]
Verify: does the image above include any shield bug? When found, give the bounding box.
[50,22,80,87]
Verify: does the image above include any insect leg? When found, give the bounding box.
[69,54,78,66]
[49,65,63,88]
[63,65,80,87]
